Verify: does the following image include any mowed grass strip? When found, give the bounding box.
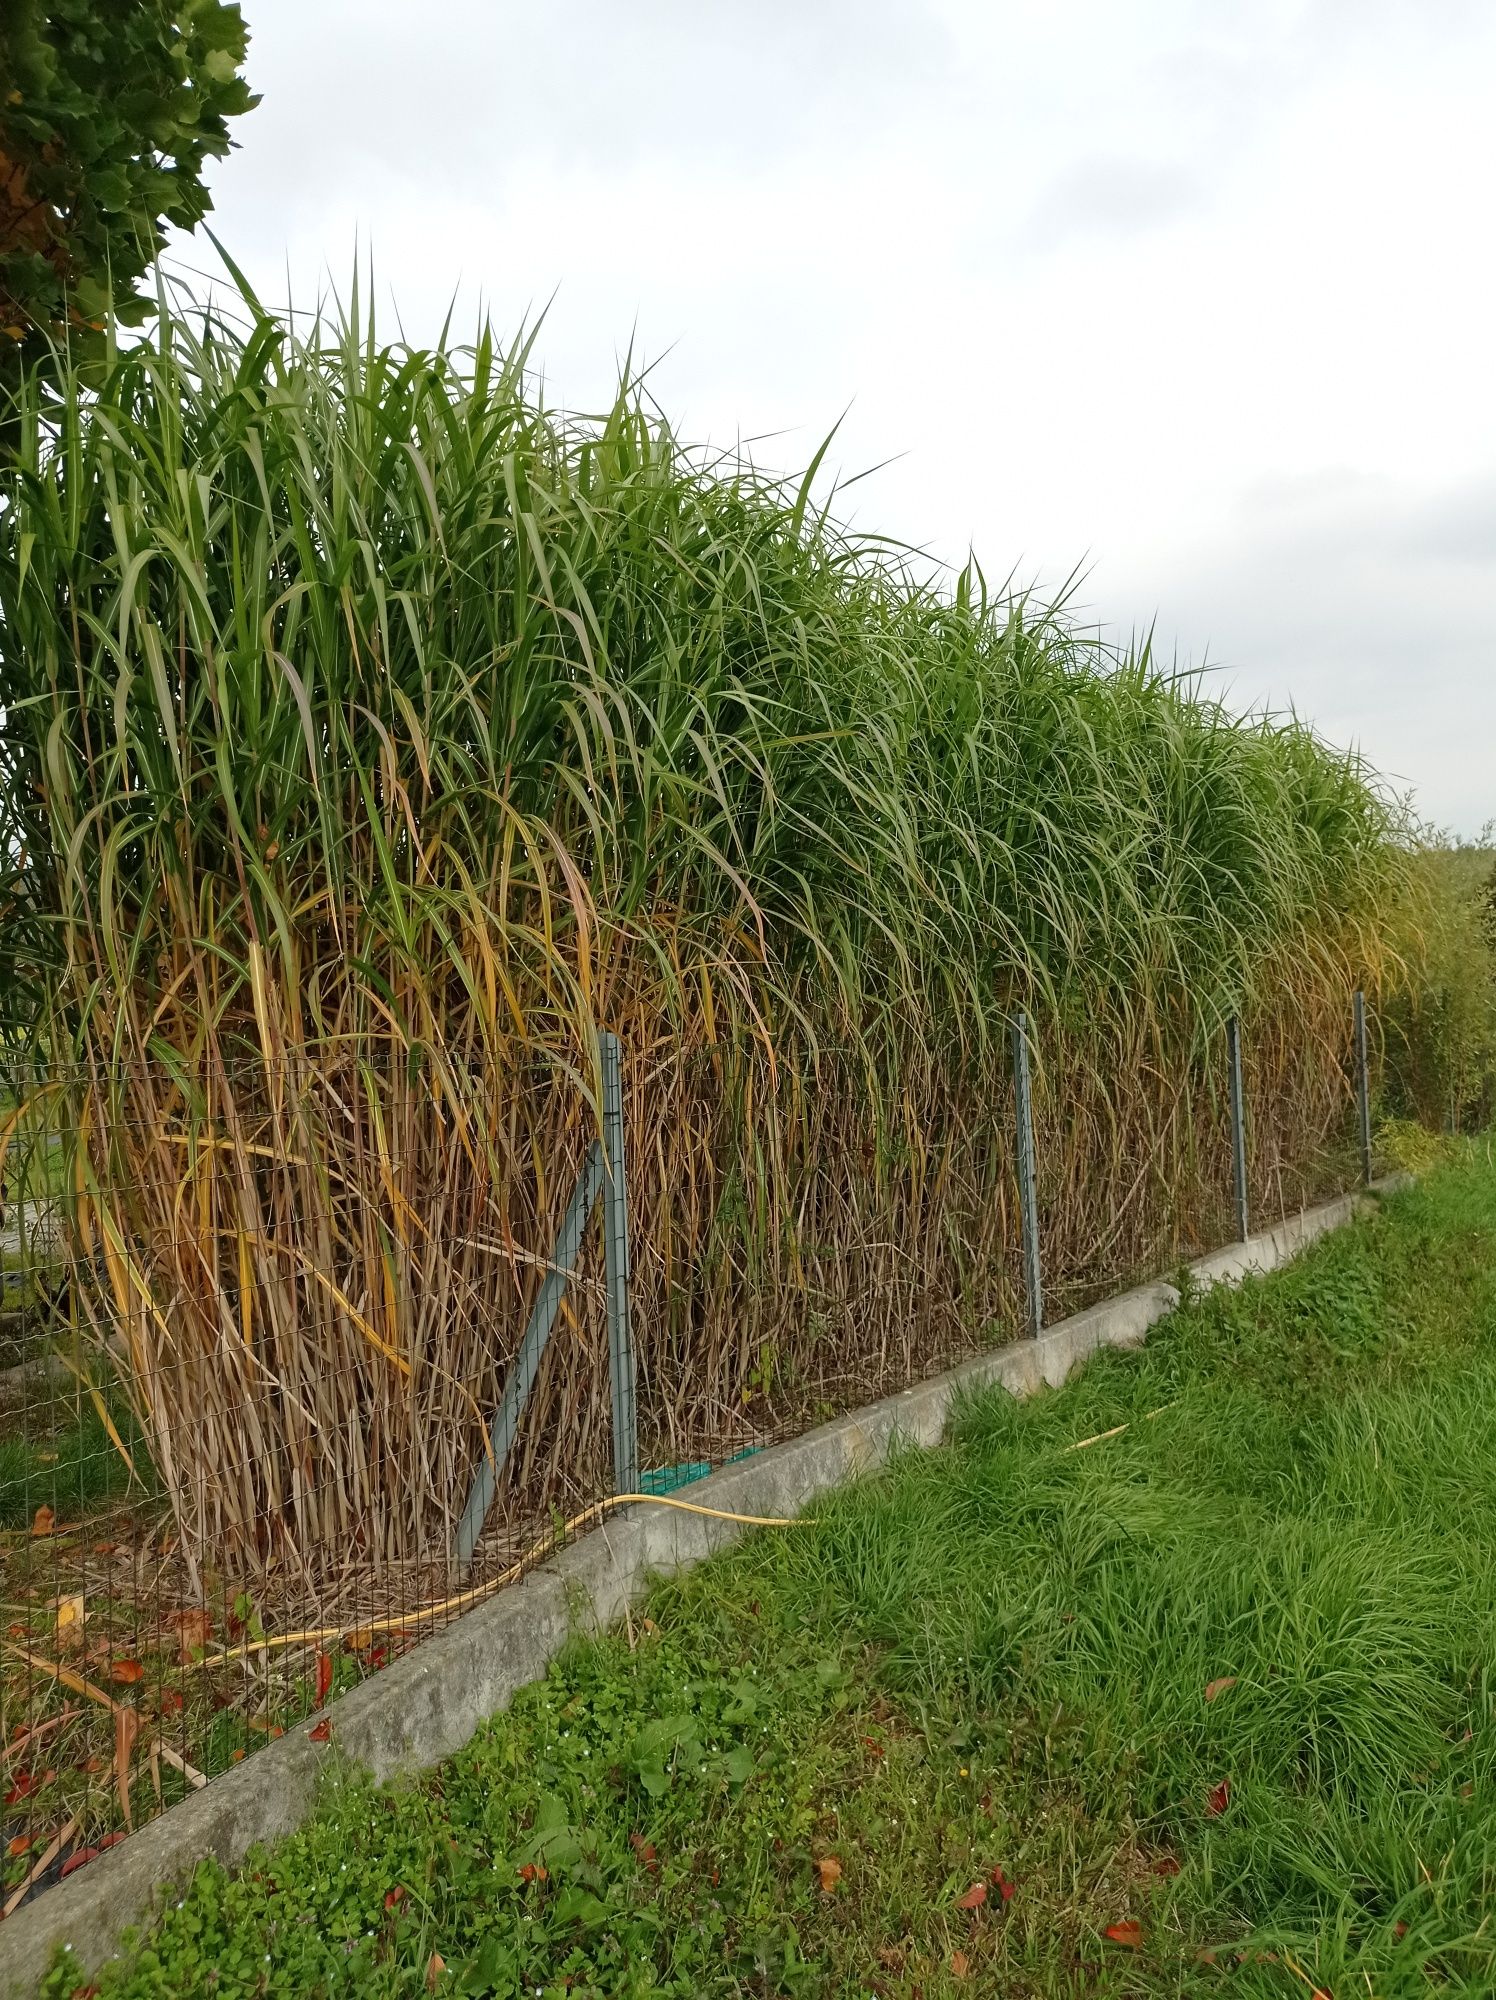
[52,1148,1496,2000]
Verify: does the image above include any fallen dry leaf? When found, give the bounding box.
[949,1950,970,1978]
[30,1505,54,1538]
[426,1951,446,1990]
[2,1811,78,1919]
[1151,1853,1182,1877]
[315,1651,333,1706]
[59,1831,126,1879]
[815,1855,843,1894]
[517,1862,548,1883]
[307,1718,332,1744]
[1206,1777,1231,1817]
[109,1659,145,1687]
[1205,1676,1237,1703]
[384,1885,406,1909]
[990,1865,1016,1901]
[53,1595,85,1648]
[5,1835,28,1859]
[169,1609,213,1664]
[955,1881,987,1910]
[1105,1919,1144,1948]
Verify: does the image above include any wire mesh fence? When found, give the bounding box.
[0,999,1380,1912]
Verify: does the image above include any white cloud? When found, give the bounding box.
[186,0,1496,833]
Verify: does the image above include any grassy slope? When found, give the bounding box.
[50,1146,1496,2000]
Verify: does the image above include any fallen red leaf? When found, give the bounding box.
[990,1865,1016,1901]
[1393,1921,1408,1939]
[168,1609,213,1664]
[58,1833,126,1879]
[6,1834,29,1858]
[425,1952,445,1990]
[158,1689,184,1715]
[861,1735,885,1758]
[109,1659,145,1687]
[384,1885,406,1909]
[30,1505,55,1538]
[4,1772,39,1805]
[955,1881,987,1910]
[1206,1778,1231,1817]
[949,1950,970,1978]
[1204,1676,1237,1703]
[307,1718,332,1744]
[628,1832,659,1874]
[1151,1853,1181,1877]
[518,1862,548,1883]
[1105,1919,1144,1948]
[815,1855,843,1894]
[315,1651,333,1707]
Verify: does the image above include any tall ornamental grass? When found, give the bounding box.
[0,281,1411,1578]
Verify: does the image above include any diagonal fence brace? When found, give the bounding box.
[452,1030,638,1575]
[453,1139,604,1572]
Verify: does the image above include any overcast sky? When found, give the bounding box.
[194,0,1495,835]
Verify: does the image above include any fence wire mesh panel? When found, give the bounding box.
[626,1035,1030,1490]
[1240,1008,1373,1225]
[0,999,1382,1911]
[0,1043,622,1910]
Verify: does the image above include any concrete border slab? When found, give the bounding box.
[0,1176,1407,1993]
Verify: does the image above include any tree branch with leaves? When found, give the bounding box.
[1,0,256,393]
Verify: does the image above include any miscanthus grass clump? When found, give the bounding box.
[0,278,1410,1577]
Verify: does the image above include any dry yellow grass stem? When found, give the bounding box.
[1064,1402,1177,1452]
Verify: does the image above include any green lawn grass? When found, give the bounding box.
[46,1144,1496,1999]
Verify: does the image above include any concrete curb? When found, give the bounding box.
[1,1175,1409,1992]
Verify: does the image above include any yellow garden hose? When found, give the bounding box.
[193,1490,807,1669]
